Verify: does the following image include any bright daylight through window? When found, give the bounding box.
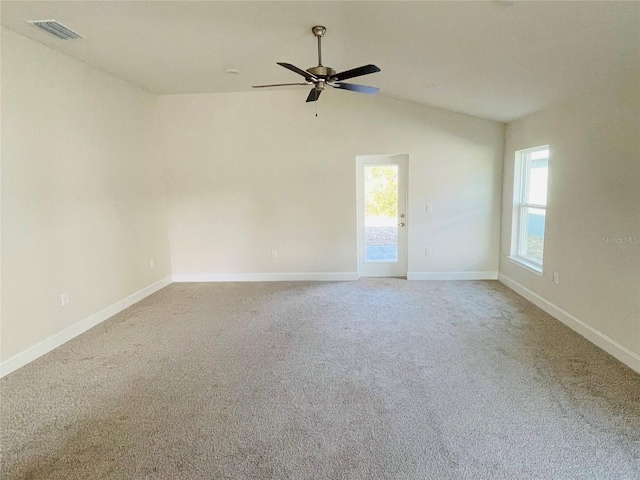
[364,165,398,262]
[512,146,549,272]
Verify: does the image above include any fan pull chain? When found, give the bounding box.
[315,101,318,117]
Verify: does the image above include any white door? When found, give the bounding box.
[357,155,408,277]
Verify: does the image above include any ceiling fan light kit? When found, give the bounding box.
[252,26,381,103]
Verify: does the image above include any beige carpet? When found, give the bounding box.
[1,280,639,479]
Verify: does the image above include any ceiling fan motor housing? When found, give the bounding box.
[306,66,336,79]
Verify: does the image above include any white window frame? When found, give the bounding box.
[510,145,549,274]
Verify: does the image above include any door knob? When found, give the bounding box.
[398,222,405,227]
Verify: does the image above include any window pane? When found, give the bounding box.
[530,149,549,160]
[520,207,545,264]
[527,157,548,205]
[364,165,398,262]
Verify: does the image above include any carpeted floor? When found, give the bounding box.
[1,280,639,479]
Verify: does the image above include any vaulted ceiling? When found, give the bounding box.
[2,1,638,122]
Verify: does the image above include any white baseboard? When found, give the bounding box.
[498,273,640,375]
[407,271,498,281]
[0,276,172,378]
[172,272,359,282]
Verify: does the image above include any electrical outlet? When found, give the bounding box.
[553,272,560,285]
[271,250,278,259]
[61,293,69,306]
[425,247,433,256]
[149,259,155,269]
[426,204,433,214]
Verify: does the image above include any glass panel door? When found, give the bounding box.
[357,155,408,277]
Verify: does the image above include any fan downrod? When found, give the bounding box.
[308,25,335,77]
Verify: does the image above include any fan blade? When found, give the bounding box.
[331,64,380,82]
[306,88,322,102]
[332,83,380,94]
[252,83,310,88]
[277,62,318,80]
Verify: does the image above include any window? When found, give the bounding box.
[511,146,549,272]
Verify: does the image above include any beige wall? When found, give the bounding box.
[500,73,640,358]
[159,90,504,277]
[3,24,635,376]
[1,29,172,362]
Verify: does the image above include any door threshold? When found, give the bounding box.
[359,275,407,279]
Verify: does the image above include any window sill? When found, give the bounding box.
[508,256,543,276]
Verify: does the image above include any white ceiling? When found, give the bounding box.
[2,1,638,122]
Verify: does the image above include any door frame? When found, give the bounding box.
[356,154,409,278]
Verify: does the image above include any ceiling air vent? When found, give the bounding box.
[27,20,82,40]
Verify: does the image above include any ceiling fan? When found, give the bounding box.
[252,26,381,103]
